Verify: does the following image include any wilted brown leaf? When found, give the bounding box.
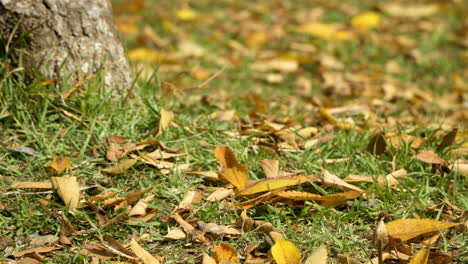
[163,228,186,240]
[102,159,137,175]
[129,238,161,264]
[239,175,317,196]
[214,146,249,191]
[413,150,448,166]
[322,169,363,192]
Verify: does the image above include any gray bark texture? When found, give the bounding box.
[0,0,132,92]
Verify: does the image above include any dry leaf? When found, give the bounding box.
[176,8,198,21]
[239,175,317,196]
[382,3,439,18]
[413,150,448,166]
[81,242,118,260]
[214,146,249,191]
[155,109,174,137]
[46,156,72,173]
[451,160,468,177]
[304,244,327,264]
[385,219,461,241]
[203,253,217,264]
[436,128,458,151]
[187,171,219,180]
[13,246,61,258]
[337,255,362,264]
[206,187,234,202]
[367,133,387,156]
[215,243,238,262]
[174,190,203,213]
[129,238,161,264]
[274,190,361,205]
[409,247,430,264]
[129,194,154,216]
[271,239,301,264]
[297,22,353,40]
[261,159,279,178]
[375,218,389,253]
[102,159,137,175]
[163,228,186,240]
[51,176,80,211]
[322,169,363,192]
[10,182,53,189]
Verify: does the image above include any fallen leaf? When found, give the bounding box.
[409,247,430,264]
[30,235,58,247]
[322,169,363,192]
[215,243,238,262]
[187,171,219,180]
[351,12,381,32]
[385,219,461,241]
[206,187,234,202]
[337,254,363,264]
[271,239,301,264]
[274,190,361,205]
[214,146,249,191]
[81,242,118,260]
[375,218,389,254]
[155,109,174,137]
[176,8,198,21]
[367,133,387,156]
[261,159,279,178]
[163,228,186,240]
[305,244,327,264]
[436,128,458,151]
[245,31,268,50]
[103,235,138,260]
[297,22,353,40]
[129,194,154,217]
[127,48,163,64]
[102,159,137,175]
[413,150,448,166]
[382,3,439,18]
[239,175,317,196]
[129,238,161,264]
[203,253,217,264]
[51,176,80,211]
[173,190,203,213]
[10,182,53,189]
[13,246,61,258]
[46,156,72,173]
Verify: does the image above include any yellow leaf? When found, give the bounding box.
[382,3,439,18]
[386,219,461,241]
[351,12,381,32]
[46,156,72,173]
[271,239,301,264]
[176,9,198,21]
[51,176,80,211]
[10,181,53,189]
[214,146,249,191]
[297,23,353,40]
[127,48,163,64]
[129,238,160,264]
[155,109,174,137]
[215,243,238,262]
[245,31,268,50]
[305,244,327,264]
[409,247,430,264]
[239,175,316,196]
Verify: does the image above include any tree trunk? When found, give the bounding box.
[0,0,132,93]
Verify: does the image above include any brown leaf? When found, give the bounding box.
[437,128,458,151]
[214,146,249,191]
[386,218,461,241]
[163,228,186,240]
[215,243,239,262]
[129,238,160,264]
[173,190,203,213]
[304,244,327,264]
[274,190,361,205]
[102,159,137,174]
[10,182,53,189]
[81,242,118,260]
[13,246,61,258]
[206,187,234,202]
[261,159,279,178]
[322,169,363,192]
[409,247,430,264]
[103,235,138,260]
[129,194,154,217]
[413,150,448,166]
[51,176,80,211]
[367,133,387,156]
[46,156,72,173]
[187,171,219,180]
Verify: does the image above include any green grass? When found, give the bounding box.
[1,0,467,263]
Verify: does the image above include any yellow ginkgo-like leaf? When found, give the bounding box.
[385,219,461,241]
[271,239,301,264]
[305,244,327,264]
[239,175,316,196]
[214,146,249,191]
[127,48,164,64]
[351,12,381,32]
[176,9,198,21]
[409,247,430,264]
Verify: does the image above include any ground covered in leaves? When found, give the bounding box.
[1,0,467,263]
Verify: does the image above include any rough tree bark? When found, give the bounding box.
[0,0,132,92]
